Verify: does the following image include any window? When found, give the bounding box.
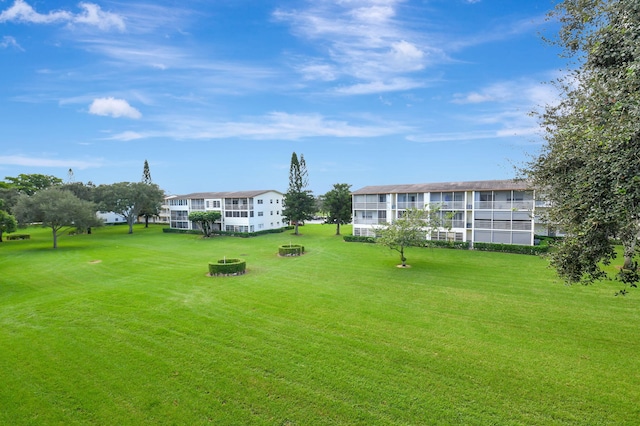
[191,199,205,210]
[276,199,279,204]
[257,199,263,204]
[379,194,386,202]
[270,199,273,204]
[258,211,264,216]
[212,200,221,208]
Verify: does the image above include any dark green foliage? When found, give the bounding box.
[0,210,17,242]
[163,226,292,237]
[95,182,164,234]
[424,240,470,250]
[278,244,305,256]
[12,187,102,248]
[188,210,221,237]
[527,0,640,291]
[283,152,315,235]
[2,173,62,195]
[323,183,352,235]
[473,242,549,256]
[208,258,246,276]
[5,234,30,240]
[343,235,376,243]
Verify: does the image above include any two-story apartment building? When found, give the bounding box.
[166,190,285,233]
[352,180,547,246]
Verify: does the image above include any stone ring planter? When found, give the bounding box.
[208,258,246,276]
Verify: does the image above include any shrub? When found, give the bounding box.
[5,234,30,240]
[279,244,305,256]
[473,242,549,256]
[208,258,246,276]
[343,235,376,243]
[424,240,470,250]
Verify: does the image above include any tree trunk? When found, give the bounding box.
[145,215,149,228]
[336,222,340,236]
[52,229,58,249]
[294,222,299,235]
[400,246,406,267]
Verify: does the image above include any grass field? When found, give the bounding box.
[1,224,639,425]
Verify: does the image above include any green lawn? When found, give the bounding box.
[1,224,639,425]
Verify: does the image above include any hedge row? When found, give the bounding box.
[343,235,376,243]
[473,242,549,255]
[208,258,246,276]
[5,234,30,240]
[344,235,547,255]
[163,226,294,237]
[424,240,470,250]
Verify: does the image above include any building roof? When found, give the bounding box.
[169,189,283,200]
[351,179,530,195]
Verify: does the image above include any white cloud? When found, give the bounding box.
[0,0,125,31]
[73,3,125,31]
[452,78,560,108]
[0,35,22,50]
[0,155,101,169]
[89,97,142,119]
[107,111,409,141]
[334,78,425,95]
[274,0,440,94]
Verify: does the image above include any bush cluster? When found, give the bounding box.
[208,258,246,276]
[424,240,470,250]
[343,235,376,243]
[279,244,305,256]
[163,226,293,237]
[5,234,30,240]
[473,242,549,255]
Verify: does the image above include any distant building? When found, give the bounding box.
[166,190,285,233]
[352,179,550,246]
[97,211,125,225]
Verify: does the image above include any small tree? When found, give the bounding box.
[13,187,101,248]
[323,183,352,235]
[375,206,446,267]
[0,210,17,242]
[283,152,315,235]
[188,211,222,237]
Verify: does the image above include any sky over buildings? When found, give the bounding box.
[0,0,565,195]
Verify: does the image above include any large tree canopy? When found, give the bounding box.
[527,0,640,292]
[283,152,315,235]
[13,187,101,248]
[95,182,164,234]
[323,183,352,236]
[2,173,62,195]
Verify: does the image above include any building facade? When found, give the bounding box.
[352,180,548,246]
[166,190,285,233]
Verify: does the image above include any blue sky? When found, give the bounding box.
[0,0,564,196]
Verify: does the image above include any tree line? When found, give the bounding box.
[0,160,164,248]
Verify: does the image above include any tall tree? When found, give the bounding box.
[323,183,352,235]
[3,173,62,195]
[139,160,159,227]
[526,0,640,292]
[0,210,17,242]
[95,182,164,234]
[283,152,315,235]
[375,207,446,268]
[13,187,101,248]
[142,159,152,184]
